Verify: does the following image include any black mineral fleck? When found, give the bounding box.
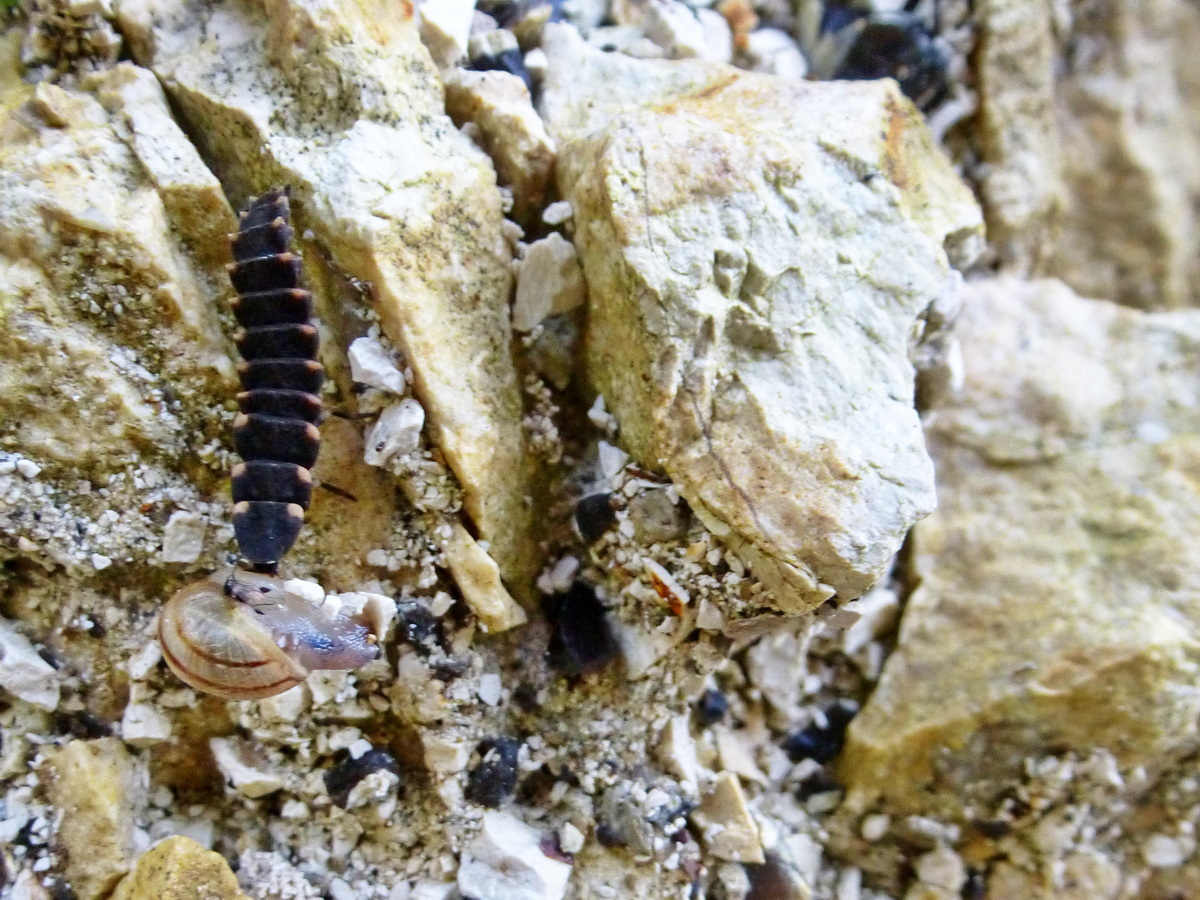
[782,699,859,764]
[468,47,532,91]
[544,580,620,675]
[574,492,618,545]
[396,601,440,650]
[465,736,522,808]
[323,747,401,808]
[695,689,728,726]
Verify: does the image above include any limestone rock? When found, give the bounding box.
[210,737,284,799]
[160,510,206,564]
[364,399,426,468]
[457,810,572,900]
[444,521,528,633]
[442,68,556,224]
[43,738,145,900]
[418,0,476,68]
[112,835,251,900]
[542,25,983,612]
[974,0,1200,309]
[0,618,60,710]
[0,70,232,482]
[1049,0,1200,309]
[841,278,1200,818]
[512,233,587,332]
[116,0,539,600]
[691,771,765,864]
[972,0,1061,275]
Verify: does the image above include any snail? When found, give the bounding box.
[159,188,381,699]
[159,569,379,700]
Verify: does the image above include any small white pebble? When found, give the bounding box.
[348,738,374,760]
[16,459,41,479]
[559,822,585,854]
[542,200,573,226]
[835,867,861,900]
[366,548,390,567]
[91,553,112,570]
[478,673,503,706]
[860,813,890,842]
[1144,834,1188,868]
[598,440,629,480]
[429,592,455,617]
[283,578,326,606]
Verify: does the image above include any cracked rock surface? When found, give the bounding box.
[543,24,983,612]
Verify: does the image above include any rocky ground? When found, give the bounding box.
[1,0,1199,898]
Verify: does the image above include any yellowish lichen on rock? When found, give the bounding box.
[112,835,251,900]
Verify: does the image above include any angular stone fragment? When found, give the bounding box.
[691,771,765,863]
[0,618,60,710]
[973,0,1061,274]
[44,738,145,900]
[442,68,557,224]
[112,835,251,900]
[1048,0,1200,309]
[116,0,539,600]
[512,233,587,332]
[210,737,284,799]
[160,510,206,564]
[444,522,528,633]
[841,279,1200,818]
[457,810,572,900]
[541,25,983,612]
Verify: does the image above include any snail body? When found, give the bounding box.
[160,569,378,700]
[159,188,381,700]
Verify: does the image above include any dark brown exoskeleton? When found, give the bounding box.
[227,187,323,574]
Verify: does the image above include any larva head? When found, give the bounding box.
[158,569,379,700]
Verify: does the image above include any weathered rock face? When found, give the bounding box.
[841,278,1200,818]
[0,61,235,573]
[541,24,983,612]
[975,0,1200,310]
[115,0,539,597]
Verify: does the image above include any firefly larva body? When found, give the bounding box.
[159,188,380,699]
[228,187,324,572]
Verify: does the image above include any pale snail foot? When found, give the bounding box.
[158,567,380,700]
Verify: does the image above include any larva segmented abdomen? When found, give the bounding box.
[227,188,323,572]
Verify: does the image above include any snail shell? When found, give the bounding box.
[159,568,379,700]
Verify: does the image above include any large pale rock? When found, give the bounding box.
[974,0,1200,309]
[116,0,539,598]
[112,835,251,900]
[973,0,1061,272]
[841,278,1200,818]
[0,68,232,480]
[442,68,556,225]
[1049,0,1200,309]
[44,738,146,900]
[541,24,983,612]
